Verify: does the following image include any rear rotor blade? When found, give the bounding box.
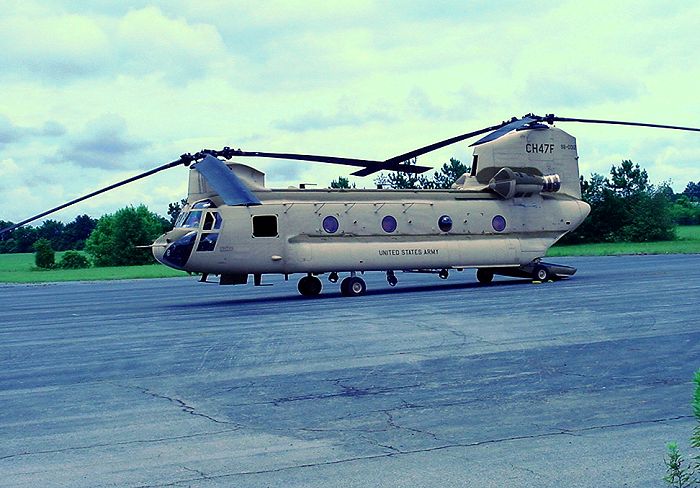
[469,115,539,146]
[550,116,700,133]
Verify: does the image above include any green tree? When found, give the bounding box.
[167,198,188,226]
[331,176,354,189]
[62,214,97,250]
[562,161,675,244]
[85,205,166,266]
[33,238,55,269]
[433,158,468,189]
[374,158,434,189]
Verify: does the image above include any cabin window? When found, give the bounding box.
[252,215,278,237]
[322,215,339,234]
[196,233,219,252]
[438,215,453,232]
[381,215,397,233]
[492,215,506,232]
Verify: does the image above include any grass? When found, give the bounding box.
[2,226,699,283]
[0,251,186,283]
[547,225,700,257]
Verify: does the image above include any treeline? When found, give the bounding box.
[0,215,97,254]
[1,205,171,268]
[563,160,700,244]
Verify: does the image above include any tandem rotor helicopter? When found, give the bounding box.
[3,113,700,297]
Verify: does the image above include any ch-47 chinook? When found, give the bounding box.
[3,113,700,297]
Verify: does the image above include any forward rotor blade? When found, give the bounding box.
[550,116,700,133]
[0,158,186,235]
[192,155,261,206]
[226,149,385,168]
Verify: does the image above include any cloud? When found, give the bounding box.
[0,6,231,84]
[57,114,150,169]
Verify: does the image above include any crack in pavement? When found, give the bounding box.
[130,415,694,487]
[112,382,238,426]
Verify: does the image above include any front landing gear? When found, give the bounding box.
[340,276,366,297]
[298,275,322,297]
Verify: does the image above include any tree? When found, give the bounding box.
[562,160,675,244]
[433,158,468,189]
[683,181,700,201]
[167,198,188,225]
[63,215,97,250]
[85,205,166,266]
[374,158,434,189]
[33,238,55,269]
[330,176,353,189]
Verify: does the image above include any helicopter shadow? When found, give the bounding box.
[167,278,536,310]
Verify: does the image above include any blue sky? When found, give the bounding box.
[2,0,700,222]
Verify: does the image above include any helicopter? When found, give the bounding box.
[3,113,699,297]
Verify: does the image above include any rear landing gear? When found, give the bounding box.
[532,264,551,282]
[386,270,398,287]
[341,276,366,297]
[298,275,322,297]
[476,269,494,284]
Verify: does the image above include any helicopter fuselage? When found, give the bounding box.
[153,188,589,279]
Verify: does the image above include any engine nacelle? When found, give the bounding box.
[488,167,561,199]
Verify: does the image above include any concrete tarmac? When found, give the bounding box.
[1,255,699,487]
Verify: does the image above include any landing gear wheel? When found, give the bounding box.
[438,269,449,280]
[533,265,551,282]
[386,271,398,287]
[476,269,494,284]
[298,275,322,297]
[340,276,366,297]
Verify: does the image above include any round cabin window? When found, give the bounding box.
[438,215,453,232]
[322,215,339,234]
[381,215,397,233]
[492,215,507,232]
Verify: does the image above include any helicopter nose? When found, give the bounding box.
[157,231,197,270]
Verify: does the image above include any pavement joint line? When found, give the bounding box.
[0,428,241,461]
[130,415,695,487]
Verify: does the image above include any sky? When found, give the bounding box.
[2,0,700,224]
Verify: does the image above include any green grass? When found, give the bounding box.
[0,251,186,283]
[547,225,700,257]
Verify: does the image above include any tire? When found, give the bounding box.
[476,269,494,284]
[533,265,551,282]
[298,276,322,296]
[340,276,366,297]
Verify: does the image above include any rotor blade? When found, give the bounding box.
[550,116,700,133]
[192,155,261,206]
[469,115,539,146]
[225,149,385,168]
[381,124,507,166]
[351,121,518,177]
[0,158,187,236]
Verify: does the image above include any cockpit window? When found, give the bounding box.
[174,211,187,228]
[182,211,202,228]
[202,212,222,231]
[192,199,216,209]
